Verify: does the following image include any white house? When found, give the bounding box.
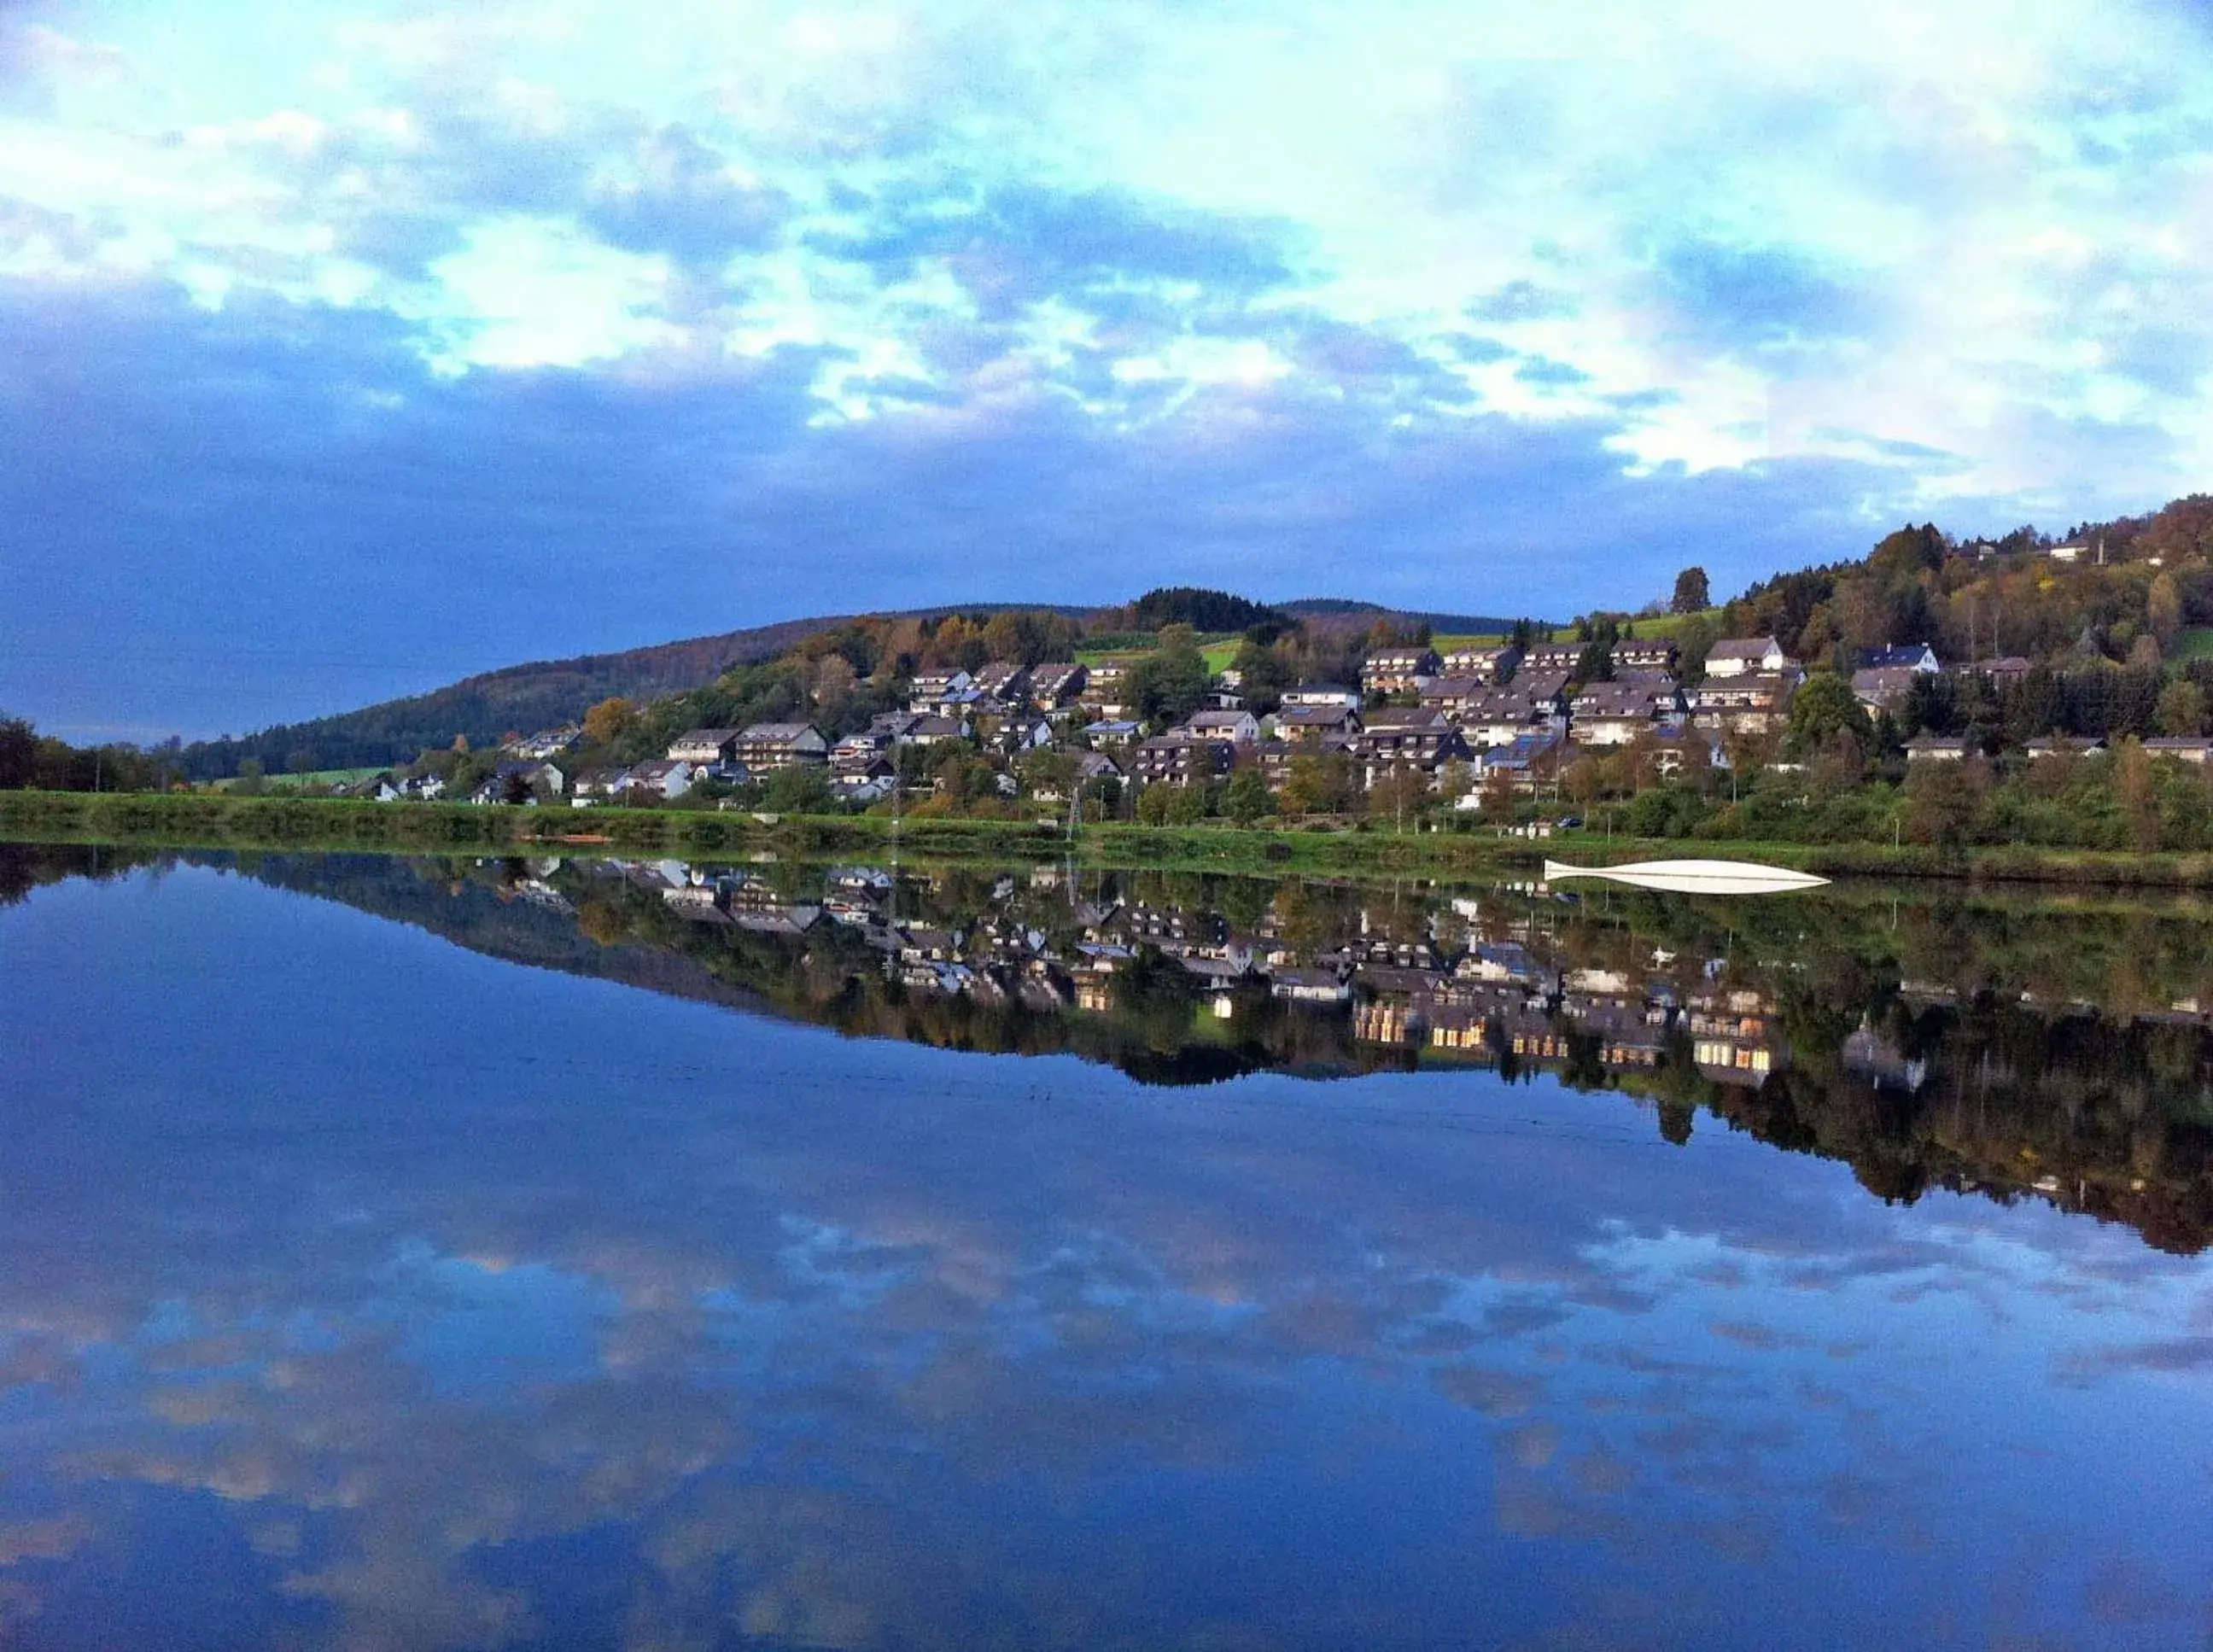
[1705,637,1790,678]
[619,758,694,801]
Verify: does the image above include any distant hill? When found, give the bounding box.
[178,616,863,779]
[1280,598,1538,635]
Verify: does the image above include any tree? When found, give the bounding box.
[0,716,34,789]
[1223,767,1271,824]
[1671,566,1711,615]
[583,697,639,747]
[1229,637,1291,714]
[1131,626,1211,728]
[1901,759,1987,848]
[1279,752,1353,815]
[1786,673,1873,759]
[2157,678,2207,737]
[763,763,833,813]
[1368,766,1429,832]
[2114,738,2162,852]
[2147,572,2184,648]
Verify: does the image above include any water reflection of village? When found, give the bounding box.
[574,855,1789,1089]
[506,852,2213,1256]
[8,842,2210,1256]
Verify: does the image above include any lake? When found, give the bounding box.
[3,844,2210,1649]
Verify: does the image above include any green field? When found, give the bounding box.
[209,766,386,791]
[1073,634,1242,671]
[26,789,2213,891]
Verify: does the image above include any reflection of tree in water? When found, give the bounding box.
[17,847,2213,1253]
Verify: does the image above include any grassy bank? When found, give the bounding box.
[18,789,2213,887]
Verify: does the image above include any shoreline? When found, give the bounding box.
[16,788,2213,889]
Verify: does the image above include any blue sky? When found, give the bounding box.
[3,0,2211,738]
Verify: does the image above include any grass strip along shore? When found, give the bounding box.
[22,789,2213,889]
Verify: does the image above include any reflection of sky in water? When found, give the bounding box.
[2,864,2210,1649]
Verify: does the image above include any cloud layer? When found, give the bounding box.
[3,0,2210,734]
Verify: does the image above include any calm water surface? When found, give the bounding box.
[2,846,2210,1649]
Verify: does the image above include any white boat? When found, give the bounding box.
[1542,858,1829,895]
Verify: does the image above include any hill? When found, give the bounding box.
[1279,598,1533,636]
[176,615,873,779]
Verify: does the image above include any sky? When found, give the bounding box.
[3,1,2211,739]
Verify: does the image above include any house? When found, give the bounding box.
[992,717,1056,754]
[1957,656,2032,688]
[1256,734,1356,793]
[867,711,925,742]
[1478,729,1567,796]
[1511,667,1575,704]
[1568,680,1684,745]
[831,730,891,769]
[667,727,742,766]
[832,771,896,804]
[1417,675,1489,717]
[1705,636,1790,678]
[2048,541,2090,563]
[2024,734,2103,760]
[1650,733,1730,777]
[909,669,972,706]
[1027,663,1088,708]
[1082,719,1144,744]
[1521,644,1585,673]
[2143,738,2213,765]
[1075,750,1122,781]
[616,758,693,801]
[1131,734,1235,787]
[1688,672,1798,734]
[1361,648,1442,698]
[1457,685,1567,747]
[1078,659,1136,714]
[343,773,404,802]
[1440,644,1522,683]
[1275,703,1361,743]
[897,715,968,747]
[1352,708,1470,787]
[1180,709,1262,745]
[1611,640,1679,674]
[1281,683,1362,710]
[474,759,564,804]
[1856,643,1940,674]
[971,662,1031,701]
[402,773,447,801]
[1903,733,1968,762]
[1850,666,1923,713]
[734,722,829,772]
[505,727,581,761]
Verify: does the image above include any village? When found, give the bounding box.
[340,616,2213,824]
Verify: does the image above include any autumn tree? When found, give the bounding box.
[1671,566,1711,614]
[584,697,639,747]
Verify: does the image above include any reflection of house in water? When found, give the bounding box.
[1842,1024,1929,1092]
[1687,989,1784,1087]
[663,882,733,924]
[1016,960,1073,1013]
[1352,966,1447,1044]
[1271,965,1352,1006]
[729,878,822,935]
[1561,991,1667,1069]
